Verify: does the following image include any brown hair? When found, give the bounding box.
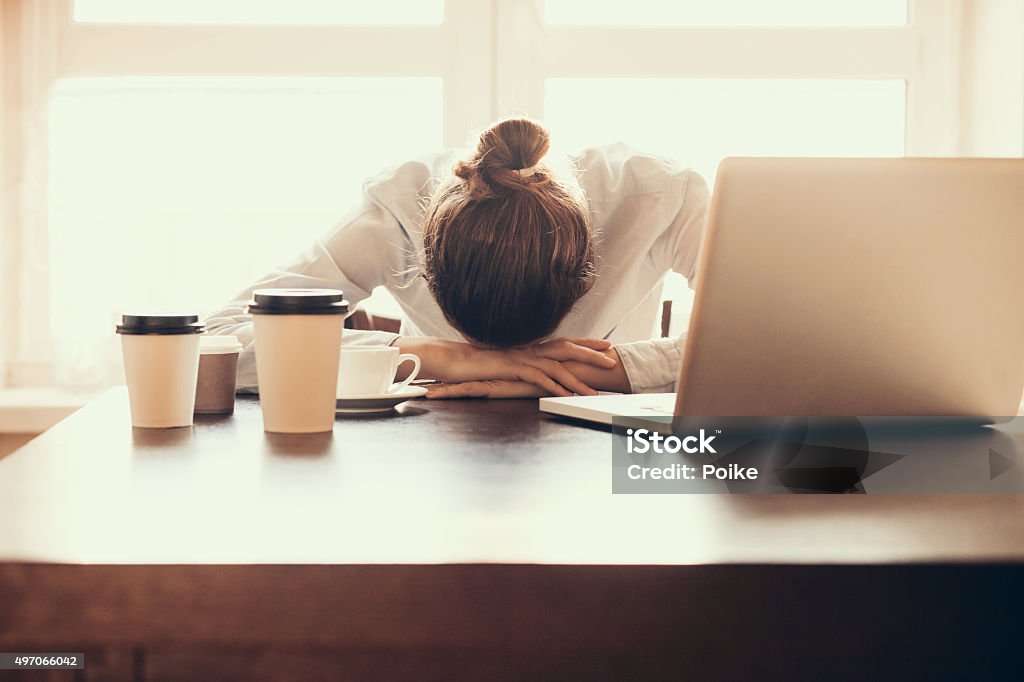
[422,118,595,347]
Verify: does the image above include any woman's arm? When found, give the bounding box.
[424,346,632,399]
[424,334,687,399]
[395,336,621,397]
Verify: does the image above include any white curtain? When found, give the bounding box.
[5,1,67,388]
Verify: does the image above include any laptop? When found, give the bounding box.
[541,157,1024,426]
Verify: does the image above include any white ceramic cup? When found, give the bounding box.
[337,347,421,398]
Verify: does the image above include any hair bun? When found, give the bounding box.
[454,118,552,200]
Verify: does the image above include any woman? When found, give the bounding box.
[205,118,707,396]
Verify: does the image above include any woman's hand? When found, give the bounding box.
[394,336,617,397]
[425,380,544,399]
[524,337,616,367]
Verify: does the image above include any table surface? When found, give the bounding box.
[2,387,1024,565]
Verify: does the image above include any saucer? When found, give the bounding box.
[335,385,428,414]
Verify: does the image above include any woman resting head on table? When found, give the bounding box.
[204,118,707,397]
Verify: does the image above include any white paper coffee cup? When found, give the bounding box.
[117,314,204,428]
[249,288,349,434]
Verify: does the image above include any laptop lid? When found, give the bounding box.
[675,157,1024,418]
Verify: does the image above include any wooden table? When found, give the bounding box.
[1,388,1022,680]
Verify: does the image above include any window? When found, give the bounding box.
[47,77,441,384]
[6,0,959,388]
[546,78,906,184]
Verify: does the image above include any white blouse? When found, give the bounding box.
[205,143,708,393]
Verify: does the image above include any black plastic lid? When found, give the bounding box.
[248,288,349,315]
[116,314,205,335]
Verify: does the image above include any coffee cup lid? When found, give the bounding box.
[116,314,204,335]
[200,335,243,355]
[248,288,349,315]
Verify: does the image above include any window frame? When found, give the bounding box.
[494,0,958,154]
[4,0,961,387]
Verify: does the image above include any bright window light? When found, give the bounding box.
[73,0,444,25]
[545,78,906,184]
[47,77,441,385]
[545,77,906,331]
[545,0,907,26]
